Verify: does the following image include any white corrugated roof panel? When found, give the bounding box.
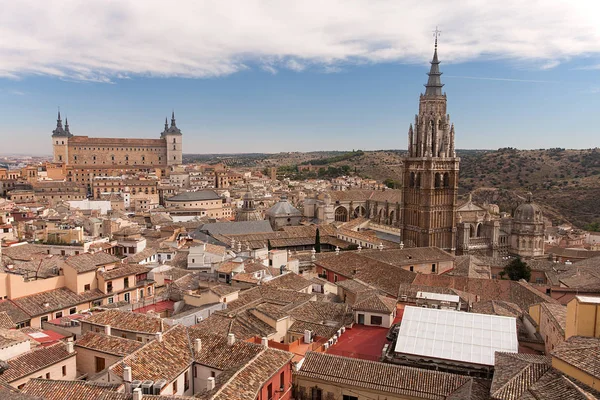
[394,306,518,366]
[416,291,460,303]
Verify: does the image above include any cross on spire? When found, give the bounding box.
[433,26,441,50]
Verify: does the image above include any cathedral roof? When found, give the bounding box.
[266,196,301,218]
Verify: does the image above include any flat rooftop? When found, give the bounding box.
[394,306,518,366]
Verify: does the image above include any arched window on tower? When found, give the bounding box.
[173,138,176,143]
[409,172,415,188]
[443,173,449,187]
[416,173,421,188]
[435,173,441,188]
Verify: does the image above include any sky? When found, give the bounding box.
[1,0,600,155]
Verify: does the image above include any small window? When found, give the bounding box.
[62,365,67,376]
[95,356,106,372]
[46,372,50,379]
[409,266,414,272]
[173,380,178,393]
[431,263,436,273]
[370,315,383,325]
[211,371,216,378]
[280,371,285,390]
[55,311,63,319]
[70,307,77,315]
[267,383,273,400]
[41,316,49,323]
[84,284,90,291]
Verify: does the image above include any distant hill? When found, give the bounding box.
[182,147,600,229]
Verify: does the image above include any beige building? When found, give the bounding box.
[566,295,600,339]
[0,341,77,389]
[75,330,144,376]
[165,190,232,219]
[295,352,475,400]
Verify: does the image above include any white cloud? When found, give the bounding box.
[1,0,599,81]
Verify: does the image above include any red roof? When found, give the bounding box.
[25,329,66,346]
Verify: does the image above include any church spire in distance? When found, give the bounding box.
[424,27,444,96]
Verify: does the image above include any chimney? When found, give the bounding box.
[105,324,112,336]
[65,338,74,353]
[335,246,340,255]
[123,365,132,382]
[194,338,202,353]
[155,332,163,342]
[207,377,215,391]
[227,333,235,345]
[261,337,269,347]
[132,388,142,400]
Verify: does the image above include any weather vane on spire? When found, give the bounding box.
[432,26,441,49]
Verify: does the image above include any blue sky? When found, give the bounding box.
[1,1,599,155]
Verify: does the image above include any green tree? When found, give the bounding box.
[501,258,531,281]
[314,228,321,253]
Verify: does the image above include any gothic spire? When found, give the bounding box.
[164,117,169,131]
[171,110,176,128]
[65,117,70,133]
[424,30,444,96]
[56,109,63,129]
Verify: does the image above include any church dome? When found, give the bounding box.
[513,193,543,223]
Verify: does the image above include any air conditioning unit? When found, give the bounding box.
[153,379,167,395]
[400,295,408,302]
[130,380,142,392]
[141,381,154,394]
[323,343,329,350]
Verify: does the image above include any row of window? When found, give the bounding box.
[17,365,68,389]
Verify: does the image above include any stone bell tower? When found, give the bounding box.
[401,33,459,252]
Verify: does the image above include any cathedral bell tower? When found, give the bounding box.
[401,34,459,252]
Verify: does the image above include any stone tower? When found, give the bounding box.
[51,111,72,163]
[162,111,183,165]
[401,38,459,252]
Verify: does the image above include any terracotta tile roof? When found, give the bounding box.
[216,261,243,274]
[99,264,152,280]
[491,352,600,400]
[0,343,74,383]
[491,353,551,399]
[112,324,192,383]
[65,252,120,273]
[20,379,124,400]
[297,352,473,400]
[287,320,339,338]
[359,247,454,265]
[0,311,15,329]
[335,279,370,294]
[0,382,43,400]
[75,331,144,356]
[2,244,47,262]
[551,336,600,380]
[124,248,157,264]
[541,303,567,336]
[187,326,263,370]
[353,294,397,313]
[262,272,311,291]
[209,348,293,400]
[12,288,104,317]
[83,310,168,334]
[209,285,239,296]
